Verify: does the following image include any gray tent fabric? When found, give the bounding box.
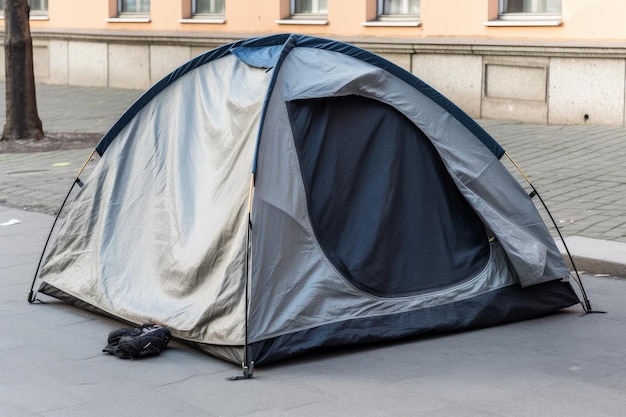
[39,54,269,362]
[34,34,581,370]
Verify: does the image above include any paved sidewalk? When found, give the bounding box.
[482,121,626,277]
[2,204,626,416]
[484,121,626,244]
[0,83,140,214]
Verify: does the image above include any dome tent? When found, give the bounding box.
[31,34,583,378]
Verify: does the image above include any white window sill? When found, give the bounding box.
[106,17,151,23]
[484,18,561,27]
[178,17,226,24]
[0,15,49,20]
[361,19,421,27]
[275,18,328,25]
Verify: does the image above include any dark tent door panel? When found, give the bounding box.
[288,95,490,297]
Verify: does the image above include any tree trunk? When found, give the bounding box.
[2,0,43,141]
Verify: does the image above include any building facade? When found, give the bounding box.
[2,0,626,126]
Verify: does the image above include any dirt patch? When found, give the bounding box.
[0,132,102,153]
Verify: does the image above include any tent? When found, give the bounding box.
[30,34,585,377]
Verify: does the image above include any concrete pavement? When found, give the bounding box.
[0,83,142,214]
[1,82,626,415]
[1,203,625,416]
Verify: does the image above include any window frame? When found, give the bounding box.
[379,0,420,19]
[0,0,49,20]
[485,0,561,26]
[499,0,561,15]
[117,0,150,18]
[362,0,421,27]
[28,0,48,17]
[290,0,328,19]
[178,0,226,24]
[191,0,225,18]
[275,0,328,25]
[106,0,150,23]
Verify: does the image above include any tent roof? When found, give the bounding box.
[95,34,504,159]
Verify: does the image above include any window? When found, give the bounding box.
[362,0,420,27]
[0,0,48,18]
[292,0,327,17]
[178,0,225,23]
[275,0,328,25]
[486,0,561,26]
[29,0,48,16]
[119,0,150,16]
[108,0,150,22]
[501,0,560,14]
[380,0,420,17]
[193,0,224,16]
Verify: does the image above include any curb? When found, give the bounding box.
[557,236,626,278]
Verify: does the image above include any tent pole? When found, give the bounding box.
[28,149,97,303]
[229,186,255,381]
[242,174,255,378]
[504,152,593,313]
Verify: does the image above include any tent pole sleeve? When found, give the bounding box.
[248,174,255,214]
[504,152,593,313]
[505,151,532,184]
[75,149,97,181]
